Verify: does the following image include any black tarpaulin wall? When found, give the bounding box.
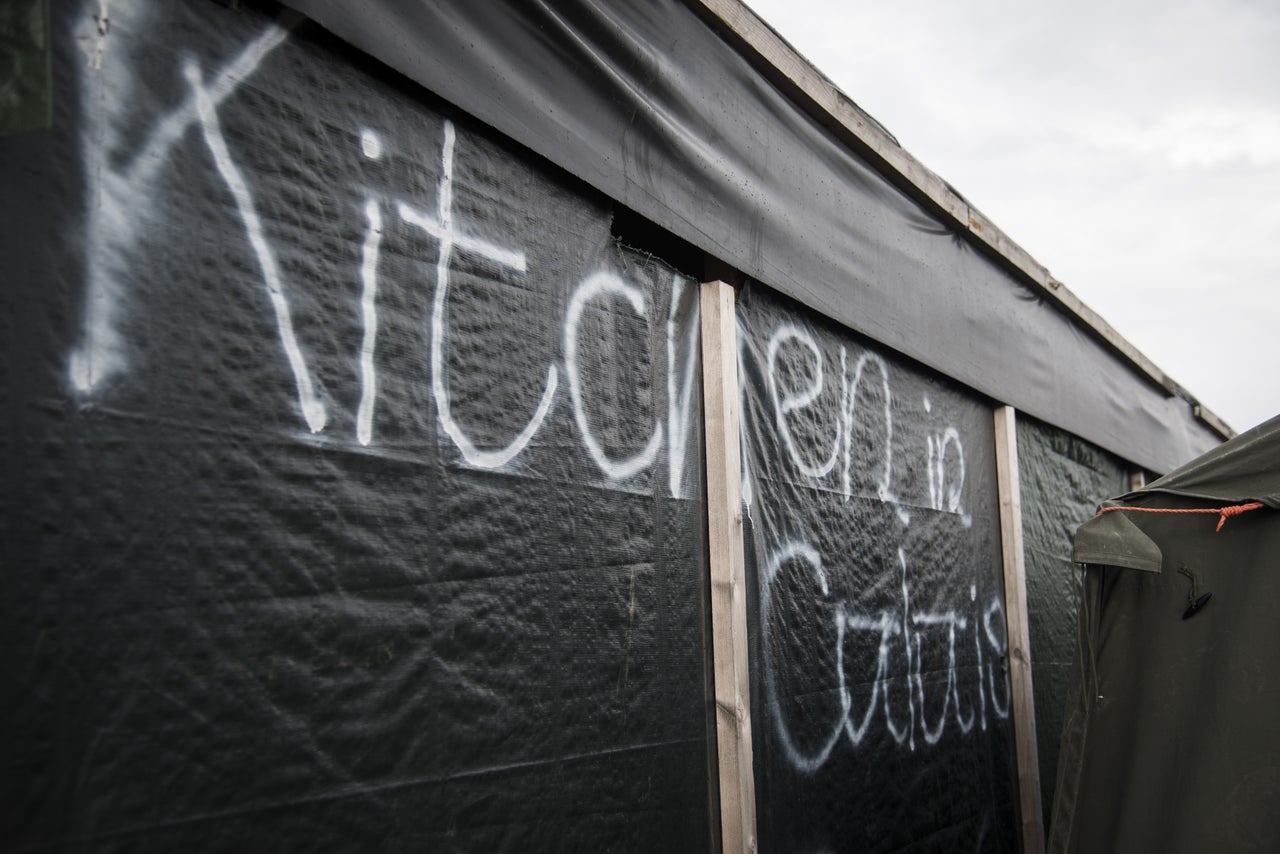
[736,284,1017,852]
[279,0,1222,477]
[2,2,714,849]
[1015,417,1128,832]
[1052,416,1280,853]
[4,0,1237,851]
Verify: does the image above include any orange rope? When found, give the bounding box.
[1096,501,1266,532]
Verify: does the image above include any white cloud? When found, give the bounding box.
[1094,110,1280,169]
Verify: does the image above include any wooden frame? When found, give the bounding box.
[994,405,1045,854]
[700,279,757,854]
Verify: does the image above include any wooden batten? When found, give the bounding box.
[993,405,1046,854]
[700,280,758,854]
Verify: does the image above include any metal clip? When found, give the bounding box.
[1178,565,1212,620]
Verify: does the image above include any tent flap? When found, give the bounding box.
[1070,509,1163,572]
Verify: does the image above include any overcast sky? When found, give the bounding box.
[744,0,1279,435]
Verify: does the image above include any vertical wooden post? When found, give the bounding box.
[701,280,757,854]
[993,405,1045,854]
[1129,469,1147,492]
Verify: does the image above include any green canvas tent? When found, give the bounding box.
[1051,415,1280,852]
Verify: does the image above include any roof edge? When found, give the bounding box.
[687,0,1235,441]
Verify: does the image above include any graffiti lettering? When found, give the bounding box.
[66,10,702,494]
[759,323,1001,771]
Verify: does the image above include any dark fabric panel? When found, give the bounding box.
[1,2,713,850]
[1015,417,1128,833]
[278,0,1222,475]
[1051,497,1280,854]
[737,283,1016,853]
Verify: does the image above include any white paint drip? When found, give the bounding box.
[943,429,964,512]
[984,600,1011,719]
[666,275,700,498]
[738,329,754,511]
[356,200,383,446]
[840,347,852,497]
[565,271,663,481]
[186,59,326,433]
[975,583,988,731]
[400,120,555,470]
[897,548,917,751]
[925,437,941,510]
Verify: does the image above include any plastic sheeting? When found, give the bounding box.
[1,3,715,849]
[1015,417,1128,832]
[279,0,1223,476]
[736,284,1016,852]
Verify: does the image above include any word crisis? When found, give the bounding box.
[763,541,1010,771]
